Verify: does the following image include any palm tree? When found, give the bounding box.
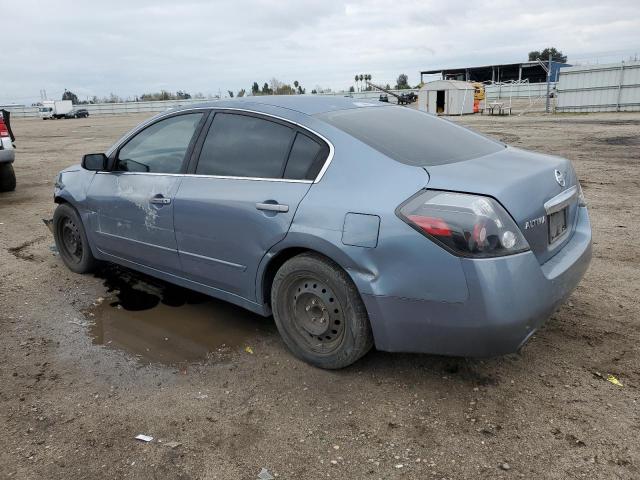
[365,74,371,90]
[294,80,299,94]
[354,74,359,92]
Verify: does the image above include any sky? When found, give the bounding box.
[2,0,640,104]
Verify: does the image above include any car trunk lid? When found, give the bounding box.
[425,147,579,265]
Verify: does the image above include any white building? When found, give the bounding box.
[418,80,475,115]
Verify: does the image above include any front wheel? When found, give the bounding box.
[271,253,373,369]
[53,203,99,273]
[0,163,16,192]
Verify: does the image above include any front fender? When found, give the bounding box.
[54,166,95,209]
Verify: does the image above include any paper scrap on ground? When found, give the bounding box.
[257,467,274,480]
[245,346,254,354]
[607,374,623,387]
[135,434,153,442]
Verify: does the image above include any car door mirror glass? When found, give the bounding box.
[82,153,108,171]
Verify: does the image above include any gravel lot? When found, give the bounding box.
[1,111,638,479]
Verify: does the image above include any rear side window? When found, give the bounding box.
[196,113,294,178]
[316,106,503,166]
[284,133,328,180]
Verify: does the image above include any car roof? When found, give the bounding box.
[176,95,387,116]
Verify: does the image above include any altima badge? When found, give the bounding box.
[525,216,546,230]
[555,169,566,187]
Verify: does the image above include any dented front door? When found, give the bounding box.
[84,111,206,274]
[88,172,183,274]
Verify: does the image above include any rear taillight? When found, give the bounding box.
[398,190,529,258]
[0,119,8,137]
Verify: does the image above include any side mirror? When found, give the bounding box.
[82,153,108,171]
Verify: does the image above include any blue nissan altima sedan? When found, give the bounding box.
[51,96,591,368]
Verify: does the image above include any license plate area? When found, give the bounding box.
[548,208,567,244]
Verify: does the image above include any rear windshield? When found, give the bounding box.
[316,106,503,166]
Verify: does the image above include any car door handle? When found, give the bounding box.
[150,196,171,205]
[256,202,289,213]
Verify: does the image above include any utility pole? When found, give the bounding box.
[545,53,552,113]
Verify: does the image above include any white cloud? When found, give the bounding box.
[3,0,640,103]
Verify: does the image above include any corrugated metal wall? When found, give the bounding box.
[5,98,212,118]
[485,82,553,100]
[556,61,640,112]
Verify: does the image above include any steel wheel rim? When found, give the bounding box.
[289,276,345,354]
[59,217,83,264]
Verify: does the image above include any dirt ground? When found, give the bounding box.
[1,110,639,480]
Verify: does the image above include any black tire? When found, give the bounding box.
[53,203,99,274]
[271,253,373,369]
[0,163,16,192]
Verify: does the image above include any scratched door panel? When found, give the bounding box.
[87,172,182,274]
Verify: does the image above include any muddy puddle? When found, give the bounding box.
[85,265,274,365]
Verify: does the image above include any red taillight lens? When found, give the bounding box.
[0,120,8,137]
[398,190,529,258]
[407,215,452,237]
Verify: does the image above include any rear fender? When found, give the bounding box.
[255,229,377,306]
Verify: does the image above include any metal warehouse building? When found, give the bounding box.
[556,61,640,112]
[420,61,569,84]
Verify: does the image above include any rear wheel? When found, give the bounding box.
[271,253,373,369]
[53,203,98,273]
[0,163,16,192]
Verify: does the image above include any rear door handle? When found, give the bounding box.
[256,202,289,213]
[150,196,171,205]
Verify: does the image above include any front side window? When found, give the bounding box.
[116,113,203,173]
[196,113,294,178]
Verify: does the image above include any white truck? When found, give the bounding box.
[39,100,73,120]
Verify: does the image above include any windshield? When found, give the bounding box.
[316,106,504,166]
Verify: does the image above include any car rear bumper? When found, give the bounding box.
[363,206,592,357]
[0,146,15,163]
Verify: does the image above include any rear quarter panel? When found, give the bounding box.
[264,114,469,305]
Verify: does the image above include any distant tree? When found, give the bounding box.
[395,73,409,89]
[311,89,317,94]
[528,47,567,63]
[193,92,205,99]
[228,90,234,98]
[297,85,305,94]
[237,89,246,97]
[251,82,260,95]
[106,93,123,103]
[385,83,391,90]
[176,90,191,99]
[261,82,272,95]
[294,80,299,90]
[62,89,79,104]
[349,86,355,93]
[269,78,284,93]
